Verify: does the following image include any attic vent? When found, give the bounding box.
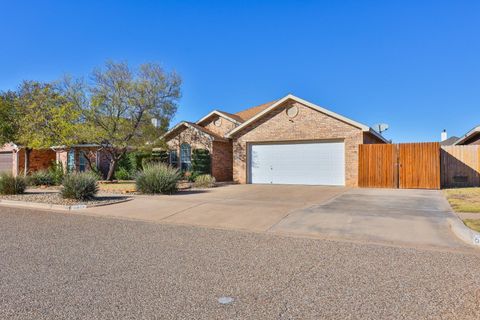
[286,105,299,118]
[214,118,222,127]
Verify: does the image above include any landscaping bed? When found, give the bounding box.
[0,191,130,207]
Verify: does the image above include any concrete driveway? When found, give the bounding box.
[85,185,465,249]
[270,188,465,249]
[86,184,345,232]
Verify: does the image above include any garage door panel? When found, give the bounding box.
[0,152,13,173]
[249,142,345,186]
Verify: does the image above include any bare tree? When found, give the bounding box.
[64,61,181,180]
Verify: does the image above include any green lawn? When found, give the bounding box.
[444,188,480,213]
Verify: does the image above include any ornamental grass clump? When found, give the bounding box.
[60,172,99,200]
[194,174,216,188]
[0,173,26,195]
[135,163,181,195]
[28,170,55,187]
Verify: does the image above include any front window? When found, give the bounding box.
[79,151,87,172]
[170,150,178,167]
[67,149,75,172]
[180,143,191,171]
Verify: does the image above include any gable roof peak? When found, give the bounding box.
[227,94,388,143]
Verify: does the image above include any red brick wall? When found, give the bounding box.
[203,115,237,137]
[212,141,233,181]
[56,147,111,178]
[18,149,56,174]
[231,100,365,187]
[166,127,213,154]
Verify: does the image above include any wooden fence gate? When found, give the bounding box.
[359,142,441,189]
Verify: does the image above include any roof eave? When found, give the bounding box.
[162,121,227,142]
[196,110,243,126]
[454,126,480,145]
[365,128,390,143]
[226,94,372,138]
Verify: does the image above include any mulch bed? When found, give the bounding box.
[0,191,130,206]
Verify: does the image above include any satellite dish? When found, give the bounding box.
[373,123,389,134]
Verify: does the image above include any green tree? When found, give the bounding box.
[16,81,80,148]
[7,81,81,175]
[0,91,19,145]
[64,61,181,180]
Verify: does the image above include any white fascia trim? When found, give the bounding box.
[161,122,187,140]
[454,125,480,145]
[161,121,216,141]
[196,110,242,126]
[226,94,371,137]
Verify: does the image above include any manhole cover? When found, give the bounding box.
[218,296,234,305]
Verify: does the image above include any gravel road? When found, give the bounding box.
[1,207,480,319]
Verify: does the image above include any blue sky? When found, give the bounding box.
[1,0,479,142]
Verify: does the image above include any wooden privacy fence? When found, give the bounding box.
[441,145,480,188]
[359,143,480,189]
[358,144,398,188]
[359,142,441,189]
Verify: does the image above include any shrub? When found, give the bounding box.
[28,170,55,186]
[136,163,181,195]
[29,162,65,187]
[129,151,151,172]
[192,149,211,175]
[60,172,99,200]
[152,149,169,163]
[49,162,65,185]
[115,167,132,180]
[0,173,26,195]
[194,174,216,188]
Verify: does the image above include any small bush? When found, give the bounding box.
[192,149,211,175]
[49,162,65,185]
[60,172,99,200]
[0,173,26,195]
[29,170,55,186]
[115,167,132,180]
[194,174,216,188]
[136,163,181,195]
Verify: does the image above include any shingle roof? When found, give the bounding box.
[440,136,459,146]
[185,122,227,140]
[234,100,278,122]
[163,121,228,142]
[216,110,245,123]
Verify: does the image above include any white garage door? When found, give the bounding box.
[249,141,345,186]
[0,152,13,174]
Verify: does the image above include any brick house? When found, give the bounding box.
[164,94,387,186]
[51,145,112,178]
[0,143,112,178]
[0,143,56,175]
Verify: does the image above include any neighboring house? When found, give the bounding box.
[0,143,113,178]
[163,94,387,186]
[439,130,459,146]
[0,143,56,175]
[454,125,480,145]
[51,144,112,178]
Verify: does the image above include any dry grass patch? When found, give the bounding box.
[99,181,137,194]
[463,219,480,233]
[444,188,480,213]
